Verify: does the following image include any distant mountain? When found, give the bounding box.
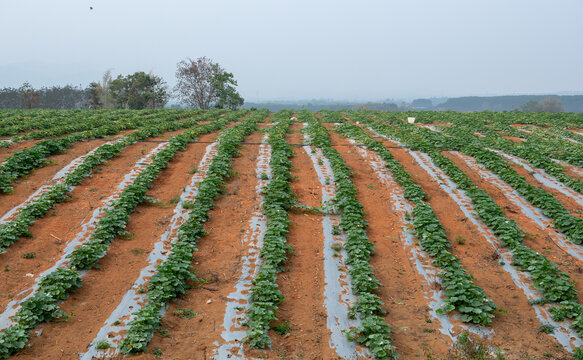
[430,95,583,113]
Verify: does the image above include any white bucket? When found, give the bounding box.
[407,117,416,124]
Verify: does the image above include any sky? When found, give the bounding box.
[1,0,582,101]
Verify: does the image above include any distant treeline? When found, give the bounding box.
[243,102,406,112]
[0,85,88,109]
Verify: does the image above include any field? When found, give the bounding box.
[0,109,582,359]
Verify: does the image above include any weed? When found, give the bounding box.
[317,158,324,165]
[113,320,121,326]
[173,308,200,319]
[153,349,163,358]
[159,328,170,338]
[21,252,35,259]
[455,235,466,245]
[539,324,554,334]
[332,225,341,236]
[366,184,377,190]
[168,195,181,205]
[131,248,145,256]
[331,243,342,251]
[95,340,110,349]
[423,328,435,333]
[272,321,291,335]
[260,173,269,180]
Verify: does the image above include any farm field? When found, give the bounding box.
[0,109,582,359]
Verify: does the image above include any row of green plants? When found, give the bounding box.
[490,121,583,168]
[244,110,295,348]
[0,111,244,359]
[380,114,583,246]
[0,111,191,194]
[0,110,231,252]
[337,112,497,326]
[437,120,583,196]
[13,109,194,141]
[119,111,266,353]
[361,112,583,346]
[302,110,397,359]
[0,109,197,137]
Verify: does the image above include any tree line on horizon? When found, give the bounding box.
[0,57,244,111]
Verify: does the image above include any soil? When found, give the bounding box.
[0,139,117,217]
[1,118,581,360]
[327,126,451,357]
[264,123,330,358]
[446,151,583,298]
[340,120,571,358]
[131,130,265,359]
[9,129,225,359]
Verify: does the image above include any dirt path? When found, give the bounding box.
[265,123,330,359]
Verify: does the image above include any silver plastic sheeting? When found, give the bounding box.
[0,143,170,332]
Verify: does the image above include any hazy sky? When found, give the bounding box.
[1,0,582,101]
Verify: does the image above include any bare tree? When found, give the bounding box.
[173,57,223,109]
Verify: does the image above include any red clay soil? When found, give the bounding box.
[345,124,570,358]
[0,138,118,216]
[505,160,583,220]
[327,127,452,357]
[0,129,186,312]
[445,151,583,300]
[264,124,330,358]
[130,131,265,359]
[10,129,224,359]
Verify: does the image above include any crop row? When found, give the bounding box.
[302,110,396,359]
[0,109,197,138]
[0,111,244,358]
[0,110,192,193]
[119,110,267,353]
[337,112,497,326]
[0,110,233,253]
[362,112,583,353]
[438,119,583,195]
[383,116,583,246]
[244,110,295,348]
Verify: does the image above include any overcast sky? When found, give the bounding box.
[1,0,582,101]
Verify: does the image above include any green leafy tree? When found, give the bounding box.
[211,72,244,110]
[109,72,168,109]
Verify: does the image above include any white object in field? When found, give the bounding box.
[407,117,416,124]
[290,116,297,121]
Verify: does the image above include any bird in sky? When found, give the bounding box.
[90,6,93,10]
